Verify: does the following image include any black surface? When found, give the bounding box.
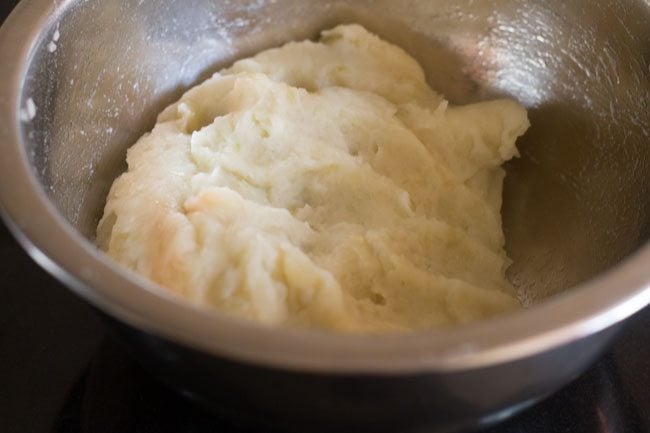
[1,2,650,433]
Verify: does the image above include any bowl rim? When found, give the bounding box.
[1,0,649,374]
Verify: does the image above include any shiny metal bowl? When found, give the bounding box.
[1,0,649,431]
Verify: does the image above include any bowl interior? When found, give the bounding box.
[17,0,650,306]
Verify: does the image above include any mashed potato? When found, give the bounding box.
[97,24,530,332]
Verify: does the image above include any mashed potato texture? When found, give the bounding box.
[97,24,530,332]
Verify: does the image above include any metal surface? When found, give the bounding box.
[0,0,649,431]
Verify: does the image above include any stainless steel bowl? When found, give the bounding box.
[1,0,649,431]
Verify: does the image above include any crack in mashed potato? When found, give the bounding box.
[97,24,530,332]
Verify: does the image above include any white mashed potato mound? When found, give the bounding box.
[97,24,530,332]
